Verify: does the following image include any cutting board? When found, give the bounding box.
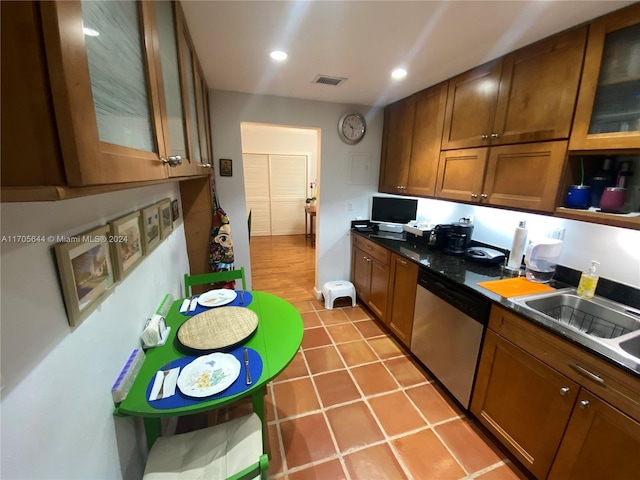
[477,277,555,298]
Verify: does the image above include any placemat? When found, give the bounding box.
[477,277,555,298]
[177,306,259,353]
[147,347,263,409]
[186,291,253,316]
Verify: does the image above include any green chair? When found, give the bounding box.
[143,413,268,480]
[184,268,246,296]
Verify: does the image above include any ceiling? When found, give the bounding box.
[181,1,634,108]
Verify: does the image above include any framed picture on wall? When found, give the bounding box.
[220,158,233,177]
[54,224,116,327]
[142,204,161,254]
[109,211,145,281]
[171,199,180,223]
[157,198,173,239]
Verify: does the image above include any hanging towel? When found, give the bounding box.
[208,176,236,289]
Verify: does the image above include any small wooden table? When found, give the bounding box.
[305,205,316,245]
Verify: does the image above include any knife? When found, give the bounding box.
[243,348,252,385]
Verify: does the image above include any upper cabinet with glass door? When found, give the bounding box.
[40,0,168,185]
[570,4,640,151]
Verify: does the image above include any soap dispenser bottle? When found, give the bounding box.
[577,260,600,298]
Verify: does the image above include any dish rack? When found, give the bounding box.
[542,304,632,339]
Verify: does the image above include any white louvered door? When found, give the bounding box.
[243,154,307,236]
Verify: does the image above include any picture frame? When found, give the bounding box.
[157,198,173,239]
[142,204,161,254]
[171,199,180,223]
[54,224,116,327]
[109,211,145,281]
[220,158,233,177]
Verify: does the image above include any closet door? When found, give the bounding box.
[243,154,271,236]
[270,155,307,235]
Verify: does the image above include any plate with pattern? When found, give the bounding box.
[177,352,241,397]
[197,289,237,308]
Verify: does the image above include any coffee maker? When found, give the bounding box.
[445,218,474,254]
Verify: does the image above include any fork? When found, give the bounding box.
[156,369,170,400]
[239,290,245,305]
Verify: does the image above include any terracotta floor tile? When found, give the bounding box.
[435,418,506,473]
[272,377,320,419]
[343,305,372,321]
[314,370,361,407]
[326,323,363,343]
[368,391,427,436]
[326,401,384,452]
[318,309,350,325]
[312,298,326,310]
[336,340,378,367]
[384,356,429,387]
[405,384,462,424]
[367,336,405,359]
[476,463,530,480]
[266,389,276,422]
[353,319,385,338]
[301,327,332,350]
[292,300,316,313]
[268,423,284,476]
[279,413,336,469]
[304,345,345,374]
[301,311,322,328]
[287,458,347,480]
[276,351,309,382]
[343,444,408,480]
[393,429,465,480]
[350,362,398,396]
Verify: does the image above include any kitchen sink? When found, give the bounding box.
[510,288,640,365]
[520,293,640,339]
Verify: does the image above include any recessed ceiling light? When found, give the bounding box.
[392,68,407,80]
[270,50,288,61]
[83,27,100,37]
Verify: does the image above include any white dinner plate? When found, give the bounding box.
[177,352,241,397]
[197,289,237,308]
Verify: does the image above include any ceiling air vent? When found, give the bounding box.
[313,75,347,86]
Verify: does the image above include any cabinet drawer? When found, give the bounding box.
[489,305,640,422]
[353,236,391,265]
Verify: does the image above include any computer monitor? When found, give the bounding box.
[371,196,418,232]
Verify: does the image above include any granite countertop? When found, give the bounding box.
[353,230,640,378]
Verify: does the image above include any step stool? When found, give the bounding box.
[322,280,356,310]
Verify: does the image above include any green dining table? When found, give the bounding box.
[114,291,304,450]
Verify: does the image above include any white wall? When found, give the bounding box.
[411,197,640,288]
[209,90,384,291]
[0,183,190,479]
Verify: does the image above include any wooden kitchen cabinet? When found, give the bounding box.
[379,82,448,197]
[548,390,640,480]
[435,141,567,212]
[1,0,212,196]
[351,235,391,321]
[570,4,640,151]
[471,330,580,479]
[386,253,418,347]
[442,28,586,150]
[472,305,640,479]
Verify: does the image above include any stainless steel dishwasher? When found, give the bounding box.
[411,267,490,409]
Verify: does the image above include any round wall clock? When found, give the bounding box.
[338,112,366,145]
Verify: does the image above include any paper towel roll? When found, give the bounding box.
[506,221,528,271]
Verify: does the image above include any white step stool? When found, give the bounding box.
[322,280,356,310]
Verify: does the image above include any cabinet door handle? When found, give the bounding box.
[559,386,570,395]
[481,134,489,140]
[579,399,590,409]
[471,193,478,199]
[568,362,605,384]
[480,193,488,199]
[162,156,182,167]
[200,163,211,168]
[398,259,407,266]
[491,133,499,139]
